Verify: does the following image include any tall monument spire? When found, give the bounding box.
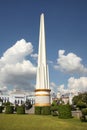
[36,13,49,90]
[35,13,51,107]
[38,13,46,67]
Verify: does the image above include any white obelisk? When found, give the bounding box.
[35,13,51,107]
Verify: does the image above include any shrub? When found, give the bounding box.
[35,106,51,115]
[3,102,12,106]
[77,101,87,110]
[5,106,14,114]
[35,106,41,115]
[51,106,58,116]
[52,100,57,106]
[82,108,87,115]
[80,115,87,122]
[50,105,58,111]
[58,104,72,119]
[51,111,58,116]
[80,108,87,122]
[17,106,25,114]
[41,106,51,115]
[0,106,2,113]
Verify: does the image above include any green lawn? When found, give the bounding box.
[0,114,87,130]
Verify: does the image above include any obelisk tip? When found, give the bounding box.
[41,13,44,17]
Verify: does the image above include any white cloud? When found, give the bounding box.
[50,82,57,94]
[58,77,87,94]
[68,77,87,93]
[0,86,7,92]
[57,84,69,94]
[0,39,33,65]
[0,39,36,92]
[54,50,87,74]
[31,53,38,59]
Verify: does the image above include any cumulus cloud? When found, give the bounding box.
[0,39,33,65]
[58,77,87,94]
[0,86,7,92]
[0,39,36,92]
[54,50,87,74]
[58,84,69,94]
[68,77,87,93]
[31,53,38,59]
[50,82,57,94]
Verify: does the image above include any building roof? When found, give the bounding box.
[10,89,26,95]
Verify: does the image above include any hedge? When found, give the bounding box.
[35,106,51,115]
[58,104,72,119]
[82,108,87,115]
[41,106,51,115]
[50,106,58,111]
[17,106,25,114]
[5,106,14,114]
[0,106,2,113]
[35,106,41,114]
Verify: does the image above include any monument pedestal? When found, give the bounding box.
[35,89,51,106]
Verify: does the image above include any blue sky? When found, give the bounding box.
[0,0,87,94]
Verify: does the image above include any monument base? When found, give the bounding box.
[35,89,51,107]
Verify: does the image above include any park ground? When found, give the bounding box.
[0,114,87,130]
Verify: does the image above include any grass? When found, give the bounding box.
[0,114,87,130]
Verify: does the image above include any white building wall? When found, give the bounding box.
[0,93,35,105]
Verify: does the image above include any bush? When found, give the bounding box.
[80,115,87,122]
[52,100,57,106]
[77,101,87,110]
[41,106,51,115]
[51,105,58,116]
[80,108,87,122]
[51,111,58,116]
[17,106,25,114]
[82,108,87,115]
[35,106,42,115]
[58,104,72,119]
[50,106,58,111]
[0,106,2,113]
[3,102,12,106]
[5,106,14,114]
[35,106,51,115]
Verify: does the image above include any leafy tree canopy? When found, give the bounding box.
[72,92,87,109]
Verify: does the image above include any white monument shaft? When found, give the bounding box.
[35,13,51,107]
[36,13,49,90]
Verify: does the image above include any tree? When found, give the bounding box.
[77,101,87,110]
[72,92,87,109]
[3,101,12,106]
